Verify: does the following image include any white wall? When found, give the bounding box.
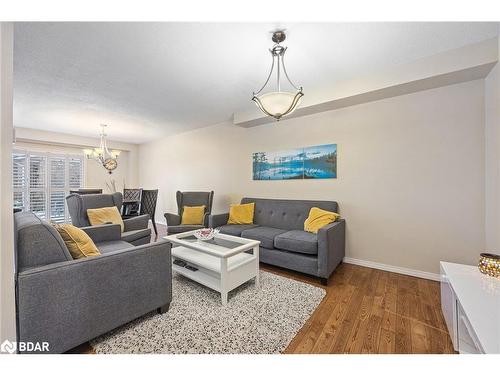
[485,40,500,252]
[0,22,16,344]
[139,80,486,275]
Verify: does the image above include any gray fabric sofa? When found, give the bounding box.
[164,191,214,234]
[14,211,172,354]
[209,198,345,284]
[66,192,151,245]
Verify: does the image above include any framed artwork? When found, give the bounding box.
[252,144,337,180]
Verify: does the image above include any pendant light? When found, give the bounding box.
[252,30,304,121]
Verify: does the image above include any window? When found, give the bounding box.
[13,150,84,223]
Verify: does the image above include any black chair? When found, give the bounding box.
[140,189,159,236]
[122,188,143,218]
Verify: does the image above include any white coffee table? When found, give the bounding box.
[164,230,260,305]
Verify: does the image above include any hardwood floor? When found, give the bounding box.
[264,263,456,354]
[68,224,455,354]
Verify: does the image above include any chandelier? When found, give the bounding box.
[252,30,304,121]
[83,124,120,174]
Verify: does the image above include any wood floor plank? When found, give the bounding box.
[310,284,356,353]
[410,320,431,353]
[395,314,412,354]
[328,288,365,353]
[378,311,397,353]
[292,281,348,353]
[343,295,375,353]
[378,328,396,353]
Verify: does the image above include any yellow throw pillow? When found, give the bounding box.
[227,202,255,225]
[304,207,340,234]
[55,224,100,259]
[181,205,206,225]
[87,206,124,232]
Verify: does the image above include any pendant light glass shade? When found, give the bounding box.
[252,30,303,121]
[252,91,303,120]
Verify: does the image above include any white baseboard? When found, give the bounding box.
[343,257,440,281]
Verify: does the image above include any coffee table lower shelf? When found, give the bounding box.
[171,246,259,305]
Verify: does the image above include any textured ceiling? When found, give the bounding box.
[14,22,499,143]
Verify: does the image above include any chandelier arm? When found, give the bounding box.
[253,50,276,96]
[280,52,302,92]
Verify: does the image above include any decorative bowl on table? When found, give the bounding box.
[478,253,500,278]
[193,228,220,241]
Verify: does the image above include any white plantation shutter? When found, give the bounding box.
[13,150,84,222]
[68,157,83,189]
[50,157,65,188]
[29,154,47,219]
[49,157,66,223]
[49,191,66,223]
[12,152,27,210]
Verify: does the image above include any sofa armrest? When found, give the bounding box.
[17,241,172,353]
[317,219,346,279]
[80,223,122,243]
[164,212,181,226]
[123,214,150,231]
[208,213,229,228]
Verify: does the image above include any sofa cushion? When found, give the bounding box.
[121,228,151,243]
[167,224,203,234]
[241,226,287,249]
[274,230,318,255]
[217,224,259,237]
[95,240,134,254]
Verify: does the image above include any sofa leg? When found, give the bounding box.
[157,303,170,314]
[320,277,329,286]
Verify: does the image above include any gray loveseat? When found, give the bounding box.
[14,211,172,354]
[209,198,345,284]
[66,192,151,245]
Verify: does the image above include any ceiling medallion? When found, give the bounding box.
[252,30,304,121]
[83,124,121,174]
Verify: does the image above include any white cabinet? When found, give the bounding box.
[457,301,482,354]
[440,262,500,354]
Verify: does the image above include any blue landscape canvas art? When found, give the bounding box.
[252,144,337,180]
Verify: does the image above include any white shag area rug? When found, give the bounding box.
[91,271,325,354]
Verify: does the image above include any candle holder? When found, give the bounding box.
[478,253,500,277]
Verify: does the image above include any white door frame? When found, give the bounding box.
[0,21,16,346]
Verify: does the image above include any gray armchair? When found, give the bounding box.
[66,192,151,245]
[164,191,214,234]
[14,211,172,354]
